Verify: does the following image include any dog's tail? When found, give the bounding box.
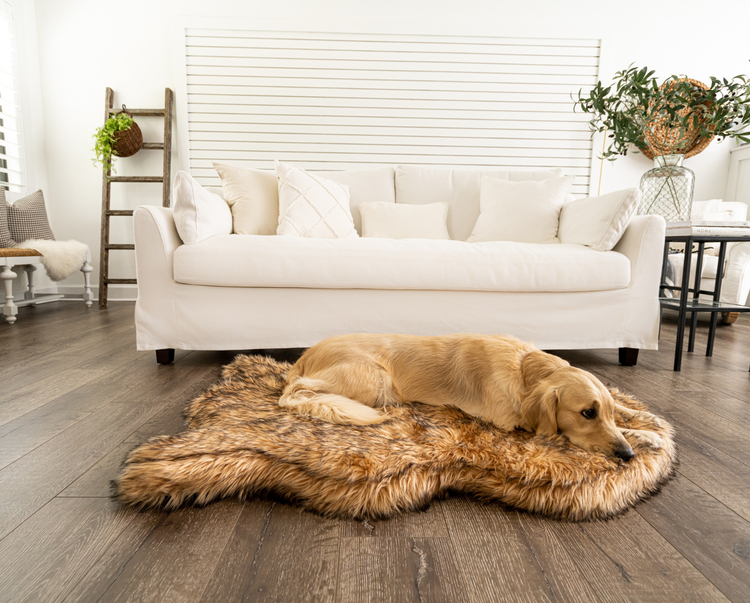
[279,377,388,425]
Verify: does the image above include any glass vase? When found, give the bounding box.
[638,154,695,222]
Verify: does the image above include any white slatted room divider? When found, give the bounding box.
[184,29,601,196]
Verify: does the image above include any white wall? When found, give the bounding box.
[30,0,750,297]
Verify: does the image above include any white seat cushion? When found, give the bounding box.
[173,235,631,292]
[668,252,719,282]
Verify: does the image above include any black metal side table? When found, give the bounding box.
[660,233,750,371]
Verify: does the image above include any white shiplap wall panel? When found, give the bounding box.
[185,29,600,194]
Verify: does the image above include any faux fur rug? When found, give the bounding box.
[18,239,88,281]
[114,355,677,521]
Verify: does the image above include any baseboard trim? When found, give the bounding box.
[41,284,137,302]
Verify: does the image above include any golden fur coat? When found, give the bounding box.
[114,354,677,521]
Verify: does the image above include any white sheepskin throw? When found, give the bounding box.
[18,239,89,281]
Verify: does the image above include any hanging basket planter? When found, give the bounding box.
[111,113,143,157]
[640,78,715,160]
[92,105,144,173]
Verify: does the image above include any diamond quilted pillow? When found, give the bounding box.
[276,161,358,239]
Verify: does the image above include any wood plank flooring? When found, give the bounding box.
[1,301,749,603]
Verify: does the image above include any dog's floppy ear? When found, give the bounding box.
[521,386,560,437]
[521,351,568,388]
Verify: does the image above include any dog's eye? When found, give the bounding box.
[581,408,597,419]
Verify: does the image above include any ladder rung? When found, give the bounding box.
[105,244,135,250]
[106,278,137,285]
[107,210,134,216]
[110,108,165,117]
[109,176,163,183]
[141,142,164,150]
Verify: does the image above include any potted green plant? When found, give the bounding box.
[575,65,750,221]
[92,109,143,174]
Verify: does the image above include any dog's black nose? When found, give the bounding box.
[615,445,635,461]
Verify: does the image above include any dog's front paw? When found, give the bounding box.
[622,429,662,449]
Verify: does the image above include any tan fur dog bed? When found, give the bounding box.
[114,355,677,521]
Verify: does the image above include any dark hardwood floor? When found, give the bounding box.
[1,301,749,603]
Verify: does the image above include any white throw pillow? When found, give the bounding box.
[360,202,450,239]
[468,175,576,244]
[558,188,640,251]
[313,167,395,234]
[213,162,279,235]
[276,161,358,239]
[172,171,232,244]
[213,163,394,235]
[395,165,565,241]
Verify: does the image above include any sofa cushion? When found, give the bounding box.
[173,235,631,292]
[318,167,396,234]
[395,165,564,241]
[360,202,450,239]
[668,252,719,283]
[0,188,18,248]
[7,190,55,243]
[276,161,358,239]
[214,163,395,236]
[173,171,232,244]
[213,163,279,236]
[558,188,640,251]
[468,175,575,244]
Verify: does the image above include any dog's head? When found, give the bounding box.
[521,355,634,461]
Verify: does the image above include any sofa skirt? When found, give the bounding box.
[135,284,659,352]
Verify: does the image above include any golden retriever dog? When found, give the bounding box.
[279,334,662,460]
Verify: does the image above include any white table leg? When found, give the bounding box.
[81,260,93,307]
[24,264,38,304]
[1,265,19,324]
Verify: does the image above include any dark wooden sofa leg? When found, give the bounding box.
[156,348,175,365]
[618,348,639,366]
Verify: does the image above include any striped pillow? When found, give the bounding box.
[0,188,18,248]
[8,190,55,243]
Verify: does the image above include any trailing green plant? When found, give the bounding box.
[92,112,134,173]
[575,65,750,160]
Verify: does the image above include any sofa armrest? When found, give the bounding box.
[612,215,666,289]
[134,206,182,275]
[133,206,183,350]
[722,241,750,306]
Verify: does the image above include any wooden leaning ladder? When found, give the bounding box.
[99,87,173,308]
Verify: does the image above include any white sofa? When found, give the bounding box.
[133,165,666,365]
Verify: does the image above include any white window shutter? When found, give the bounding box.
[0,0,24,194]
[184,29,600,197]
